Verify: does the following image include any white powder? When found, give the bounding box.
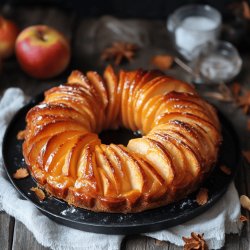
[200,55,235,81]
[175,16,217,58]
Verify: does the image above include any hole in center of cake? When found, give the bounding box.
[99,128,142,146]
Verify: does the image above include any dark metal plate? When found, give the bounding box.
[2,93,241,234]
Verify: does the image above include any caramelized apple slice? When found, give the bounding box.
[115,70,126,126]
[163,92,219,129]
[46,175,74,199]
[153,121,215,167]
[110,144,144,192]
[151,124,203,162]
[98,168,117,197]
[44,134,81,173]
[127,70,146,130]
[121,70,138,129]
[47,97,96,131]
[127,138,174,185]
[103,65,118,129]
[134,76,167,130]
[103,145,131,193]
[132,70,164,115]
[155,112,220,143]
[86,71,108,108]
[62,133,100,178]
[95,145,119,195]
[147,133,186,186]
[152,129,201,178]
[154,100,213,126]
[26,136,50,166]
[77,144,103,195]
[128,152,166,200]
[67,70,90,89]
[27,103,91,129]
[141,95,165,134]
[23,120,86,155]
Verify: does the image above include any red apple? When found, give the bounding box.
[15,25,70,79]
[0,16,19,59]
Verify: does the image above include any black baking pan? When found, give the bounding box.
[2,93,241,235]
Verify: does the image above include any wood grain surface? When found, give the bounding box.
[0,5,249,250]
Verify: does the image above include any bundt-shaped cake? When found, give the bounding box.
[23,66,221,213]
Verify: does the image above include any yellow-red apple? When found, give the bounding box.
[0,16,19,59]
[15,25,70,79]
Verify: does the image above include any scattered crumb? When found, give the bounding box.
[239,215,248,222]
[30,187,46,201]
[151,55,174,70]
[17,130,25,140]
[13,168,29,179]
[240,195,250,211]
[242,150,250,164]
[196,188,208,206]
[219,165,232,175]
[182,232,208,250]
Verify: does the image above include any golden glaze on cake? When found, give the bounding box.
[23,66,221,213]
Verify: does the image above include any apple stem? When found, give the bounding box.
[36,29,47,42]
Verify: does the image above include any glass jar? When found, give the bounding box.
[192,40,242,83]
[167,4,222,60]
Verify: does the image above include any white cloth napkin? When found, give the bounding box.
[0,88,243,250]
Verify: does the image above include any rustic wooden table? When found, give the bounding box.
[0,6,249,250]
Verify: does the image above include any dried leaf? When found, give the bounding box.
[220,165,232,175]
[182,232,208,250]
[242,150,250,164]
[13,168,29,179]
[239,215,248,222]
[151,55,174,70]
[30,187,45,201]
[196,188,208,206]
[242,1,250,19]
[101,41,138,66]
[240,195,250,211]
[17,130,25,140]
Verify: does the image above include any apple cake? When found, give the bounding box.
[22,66,221,213]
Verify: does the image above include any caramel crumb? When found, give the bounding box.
[30,187,46,201]
[17,130,25,140]
[196,188,208,206]
[13,168,29,179]
[220,165,232,175]
[240,195,250,211]
[239,215,248,222]
[182,232,208,250]
[242,150,250,164]
[151,55,174,70]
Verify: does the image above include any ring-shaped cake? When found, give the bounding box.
[23,66,221,213]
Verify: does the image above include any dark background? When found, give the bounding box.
[0,0,244,19]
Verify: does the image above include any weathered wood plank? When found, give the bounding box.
[12,220,50,250]
[122,235,171,250]
[0,212,15,250]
